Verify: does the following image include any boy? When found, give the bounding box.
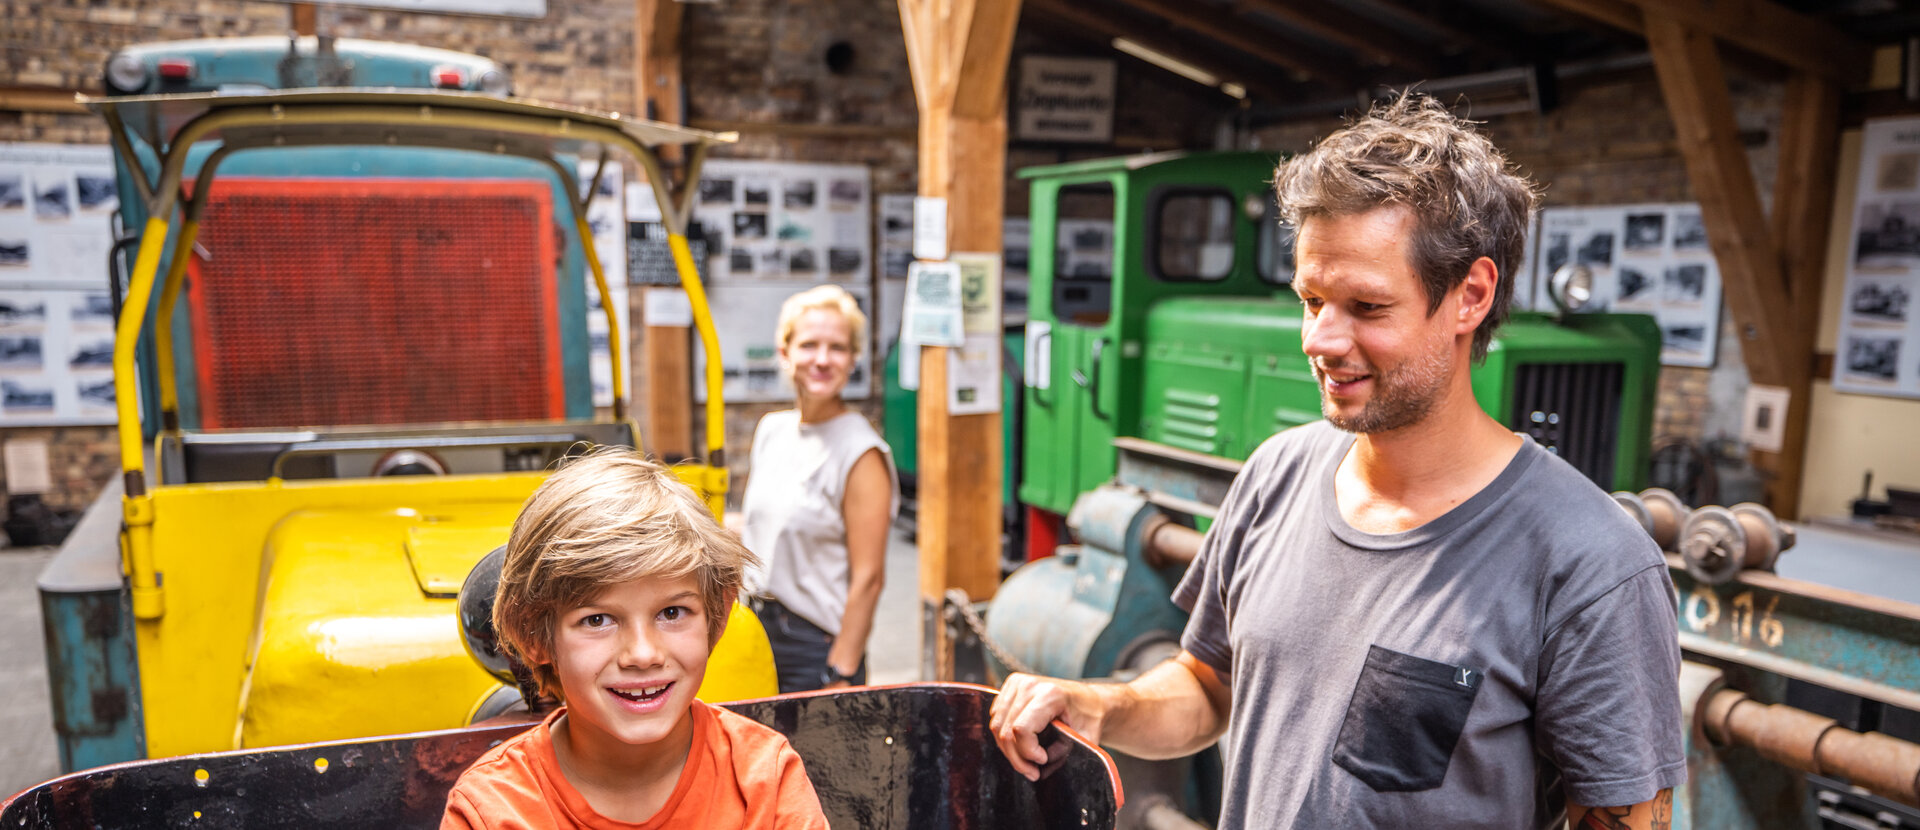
[444,450,830,829]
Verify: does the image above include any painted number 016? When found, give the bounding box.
[1683,587,1784,648]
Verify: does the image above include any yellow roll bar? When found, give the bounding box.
[87,90,739,617]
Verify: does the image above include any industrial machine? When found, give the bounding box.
[37,38,773,774]
[984,435,1920,829]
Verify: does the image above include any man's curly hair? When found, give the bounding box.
[1272,92,1539,361]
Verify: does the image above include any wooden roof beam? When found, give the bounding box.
[1023,0,1293,102]
[1108,0,1361,89]
[1530,0,1869,86]
[1232,0,1440,75]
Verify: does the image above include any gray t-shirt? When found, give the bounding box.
[1173,421,1685,829]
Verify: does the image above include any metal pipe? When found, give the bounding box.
[1703,687,1920,806]
[1142,515,1203,568]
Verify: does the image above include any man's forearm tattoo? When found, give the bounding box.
[1651,790,1673,830]
[1578,806,1631,830]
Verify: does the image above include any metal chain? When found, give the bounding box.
[943,588,1036,676]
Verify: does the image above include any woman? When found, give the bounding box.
[740,284,897,693]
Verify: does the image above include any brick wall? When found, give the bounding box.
[1246,66,1786,461]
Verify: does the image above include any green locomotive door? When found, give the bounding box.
[1021,179,1121,516]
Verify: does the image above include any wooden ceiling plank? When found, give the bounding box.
[1234,0,1438,74]
[1531,0,1867,86]
[1361,0,1521,55]
[1108,0,1360,88]
[1023,0,1293,101]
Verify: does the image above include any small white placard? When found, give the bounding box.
[1024,321,1051,391]
[903,260,964,347]
[899,342,920,391]
[625,182,662,223]
[913,196,948,261]
[3,438,52,494]
[643,287,693,327]
[948,333,1002,415]
[1741,384,1791,453]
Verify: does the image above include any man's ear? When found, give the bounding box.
[1455,256,1498,334]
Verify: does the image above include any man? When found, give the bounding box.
[990,94,1684,829]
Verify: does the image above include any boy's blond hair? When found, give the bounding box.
[493,449,759,700]
[775,284,868,358]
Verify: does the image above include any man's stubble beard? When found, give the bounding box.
[1314,337,1454,434]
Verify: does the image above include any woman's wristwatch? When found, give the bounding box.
[820,662,859,687]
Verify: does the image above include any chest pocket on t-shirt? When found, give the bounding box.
[1331,644,1483,792]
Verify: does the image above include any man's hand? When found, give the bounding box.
[990,673,1106,782]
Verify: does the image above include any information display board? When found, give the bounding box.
[1835,116,1920,398]
[0,143,120,425]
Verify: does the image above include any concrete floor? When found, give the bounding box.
[0,547,60,801]
[0,528,926,800]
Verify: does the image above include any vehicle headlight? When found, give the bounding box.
[477,68,512,97]
[105,53,149,94]
[1548,263,1595,315]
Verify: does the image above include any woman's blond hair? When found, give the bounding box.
[492,449,757,700]
[775,284,868,357]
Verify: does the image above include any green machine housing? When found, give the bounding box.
[1016,150,1661,531]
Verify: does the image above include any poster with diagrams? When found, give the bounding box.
[577,161,629,408]
[0,143,120,425]
[1535,203,1723,368]
[690,161,872,403]
[1835,116,1920,398]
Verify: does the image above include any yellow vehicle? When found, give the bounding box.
[38,86,773,771]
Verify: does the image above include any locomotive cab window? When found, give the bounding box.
[1053,181,1116,326]
[1256,189,1296,286]
[1151,187,1234,281]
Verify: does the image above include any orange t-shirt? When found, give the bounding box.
[441,702,829,830]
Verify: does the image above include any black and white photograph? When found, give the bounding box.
[75,172,116,212]
[757,248,787,277]
[1575,232,1614,267]
[1672,212,1708,251]
[883,248,914,280]
[1663,324,1708,356]
[729,247,754,274]
[742,180,771,207]
[68,337,112,368]
[828,247,863,275]
[732,212,768,241]
[1544,232,1571,274]
[1880,151,1920,191]
[783,179,816,210]
[789,248,818,274]
[71,292,113,324]
[2,379,54,412]
[1617,267,1655,304]
[0,297,46,325]
[0,336,43,370]
[1624,213,1665,252]
[32,176,71,220]
[1846,335,1903,381]
[0,173,24,211]
[1853,201,1920,268]
[883,206,913,242]
[1850,278,1912,324]
[75,375,114,409]
[699,178,735,206]
[0,239,28,268]
[1663,263,1708,304]
[828,178,864,210]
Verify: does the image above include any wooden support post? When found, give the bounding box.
[1646,13,1841,518]
[636,0,692,459]
[900,0,1020,681]
[291,3,316,36]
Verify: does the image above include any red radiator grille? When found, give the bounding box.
[187,178,565,429]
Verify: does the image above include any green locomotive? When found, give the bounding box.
[886,150,1659,559]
